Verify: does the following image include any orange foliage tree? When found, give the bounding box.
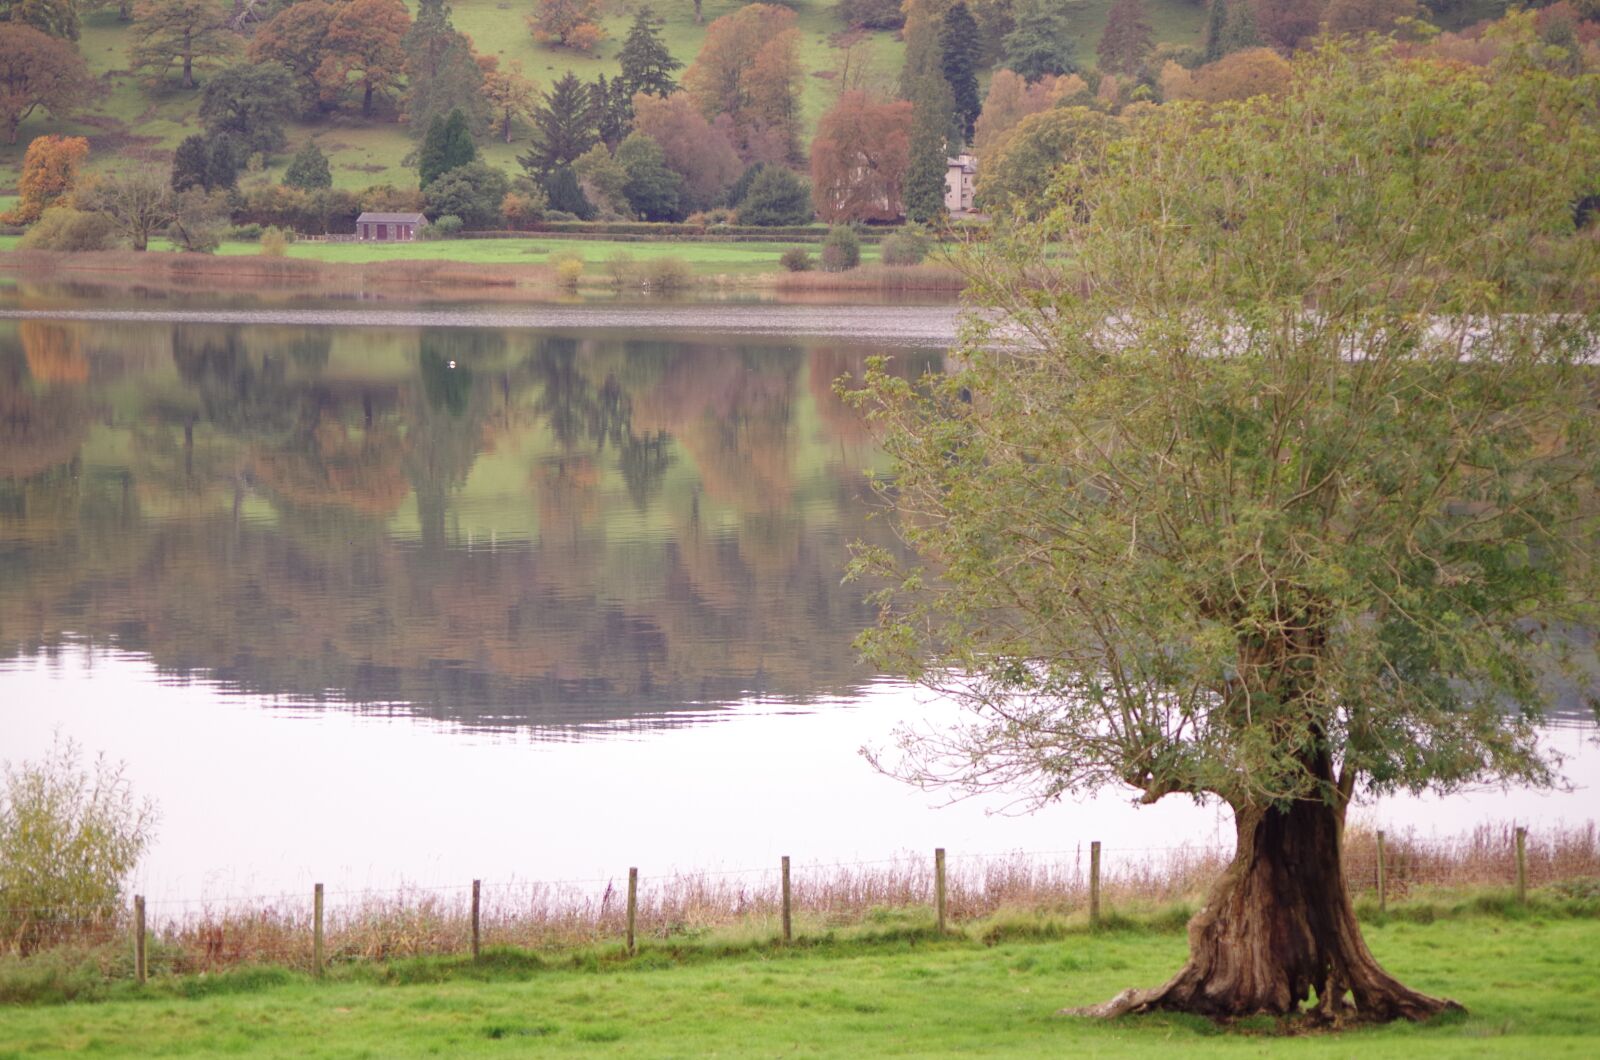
[809,91,913,223]
[1167,48,1294,103]
[528,0,604,53]
[318,0,411,116]
[478,55,539,142]
[5,132,87,224]
[683,4,803,160]
[630,91,743,211]
[0,23,92,145]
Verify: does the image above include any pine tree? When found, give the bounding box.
[1002,0,1079,81]
[170,134,211,192]
[1204,0,1229,64]
[518,71,598,177]
[592,73,632,149]
[1097,0,1154,78]
[940,2,981,143]
[284,142,333,189]
[618,5,680,99]
[403,0,488,133]
[904,73,952,224]
[543,164,594,218]
[1219,0,1261,57]
[418,108,477,188]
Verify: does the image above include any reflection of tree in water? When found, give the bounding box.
[0,325,93,482]
[172,325,306,441]
[409,331,496,551]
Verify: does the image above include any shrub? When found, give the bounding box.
[688,207,737,226]
[543,209,580,222]
[19,207,118,252]
[641,256,692,289]
[0,738,157,955]
[880,226,932,266]
[552,251,585,287]
[780,246,814,272]
[819,224,861,272]
[229,223,264,241]
[421,215,464,240]
[604,250,636,286]
[259,226,289,257]
[737,167,813,226]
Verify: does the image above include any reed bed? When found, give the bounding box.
[4,822,1596,975]
[774,264,968,293]
[0,250,556,291]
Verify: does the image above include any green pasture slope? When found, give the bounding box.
[0,1,1206,194]
[2,911,1597,1057]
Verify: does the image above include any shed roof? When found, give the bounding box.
[356,212,428,223]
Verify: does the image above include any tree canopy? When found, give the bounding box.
[0,22,91,145]
[850,27,1600,1023]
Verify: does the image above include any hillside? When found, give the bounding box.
[1,0,1207,193]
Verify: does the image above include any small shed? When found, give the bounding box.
[355,212,427,242]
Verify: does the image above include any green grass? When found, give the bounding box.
[1,0,1212,192]
[1,912,1597,1057]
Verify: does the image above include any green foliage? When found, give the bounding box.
[0,738,155,954]
[836,0,903,30]
[402,0,487,132]
[736,165,812,225]
[618,5,681,99]
[422,160,508,227]
[420,213,463,238]
[16,205,116,250]
[258,224,289,256]
[779,244,813,271]
[819,223,860,271]
[199,63,296,156]
[941,2,982,142]
[1003,0,1080,81]
[880,225,931,265]
[283,142,332,190]
[727,162,768,207]
[851,29,1600,818]
[904,73,951,224]
[591,73,632,149]
[617,131,683,222]
[519,72,598,177]
[417,108,477,189]
[977,106,1123,217]
[0,0,79,39]
[542,164,595,220]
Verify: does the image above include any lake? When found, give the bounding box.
[1,291,1595,906]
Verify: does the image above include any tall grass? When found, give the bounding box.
[0,249,557,291]
[773,264,967,292]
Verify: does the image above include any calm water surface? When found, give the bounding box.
[1,295,1594,904]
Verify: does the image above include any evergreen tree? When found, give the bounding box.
[940,2,981,143]
[203,133,242,191]
[1219,0,1261,57]
[1002,0,1079,81]
[592,73,633,149]
[169,134,211,192]
[617,132,682,221]
[735,165,812,226]
[617,5,680,99]
[403,0,488,133]
[904,73,952,224]
[284,142,333,189]
[518,72,598,177]
[1203,0,1229,64]
[418,108,477,188]
[543,164,595,218]
[1097,0,1154,77]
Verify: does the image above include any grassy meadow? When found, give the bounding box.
[2,905,1597,1057]
[0,1,1208,194]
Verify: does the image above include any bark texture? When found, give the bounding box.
[1067,797,1463,1024]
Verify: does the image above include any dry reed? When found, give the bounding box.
[774,264,967,293]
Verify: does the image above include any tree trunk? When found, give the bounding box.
[364,83,374,117]
[1069,797,1462,1024]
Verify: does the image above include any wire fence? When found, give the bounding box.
[2,821,1595,976]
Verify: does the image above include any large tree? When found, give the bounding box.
[128,0,237,90]
[849,33,1600,1024]
[1002,0,1078,81]
[198,62,296,154]
[940,2,981,143]
[810,91,912,223]
[0,23,90,145]
[247,0,335,108]
[517,70,596,177]
[682,4,802,160]
[403,0,487,132]
[417,107,476,188]
[0,0,80,40]
[318,0,410,116]
[3,132,86,223]
[529,0,603,53]
[631,90,741,212]
[903,71,953,224]
[1097,0,1154,78]
[618,5,680,99]
[479,56,538,142]
[76,164,175,250]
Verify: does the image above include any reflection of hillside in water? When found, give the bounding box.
[0,318,941,732]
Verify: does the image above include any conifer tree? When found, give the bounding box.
[1204,0,1229,64]
[1097,0,1154,77]
[284,141,333,189]
[618,5,680,99]
[417,107,477,188]
[591,73,632,149]
[904,72,952,223]
[1002,0,1079,81]
[940,2,981,143]
[403,0,487,132]
[1219,0,1261,57]
[518,71,598,177]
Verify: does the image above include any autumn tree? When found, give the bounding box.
[247,0,335,109]
[976,104,1120,215]
[683,4,803,160]
[1323,0,1420,36]
[1255,0,1325,51]
[517,70,596,176]
[631,90,742,212]
[403,0,487,132]
[1097,0,1154,77]
[618,5,680,99]
[1169,47,1294,102]
[198,62,295,154]
[851,29,1600,1025]
[0,0,80,39]
[319,0,411,116]
[2,133,86,224]
[75,164,175,250]
[0,23,91,145]
[127,0,236,91]
[529,0,603,53]
[972,69,1086,157]
[809,91,912,223]
[941,2,981,141]
[478,56,537,142]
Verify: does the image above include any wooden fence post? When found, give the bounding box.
[313,883,324,978]
[1376,831,1387,914]
[781,856,792,943]
[626,867,638,955]
[1090,841,1102,929]
[1515,826,1528,904]
[134,895,146,985]
[471,879,482,961]
[934,847,947,933]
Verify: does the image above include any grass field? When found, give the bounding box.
[0,1,1208,193]
[1,909,1596,1057]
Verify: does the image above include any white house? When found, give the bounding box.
[944,154,976,215]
